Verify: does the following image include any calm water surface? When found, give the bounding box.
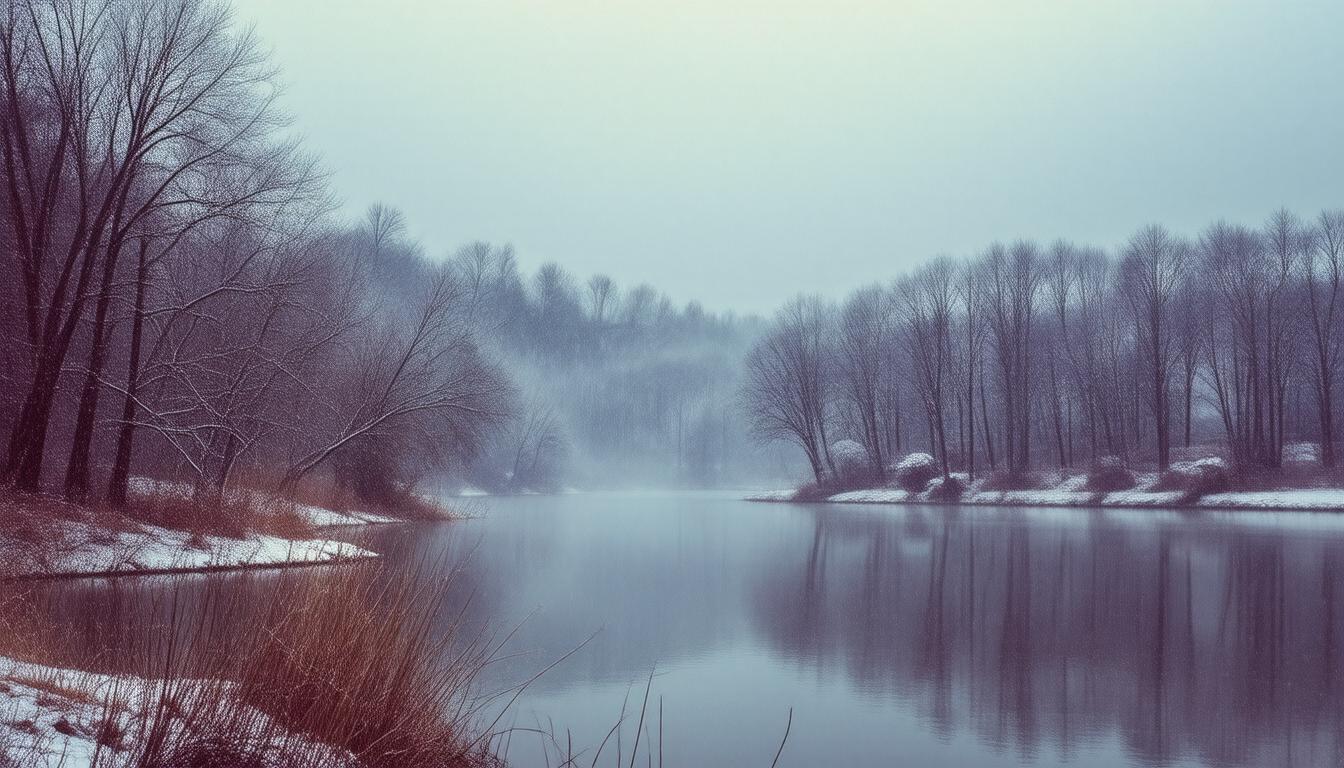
[42,492,1344,766]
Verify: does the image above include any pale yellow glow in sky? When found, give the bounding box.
[232,0,1344,313]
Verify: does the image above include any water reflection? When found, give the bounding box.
[24,496,1344,767]
[753,506,1344,767]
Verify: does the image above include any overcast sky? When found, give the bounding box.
[232,0,1344,315]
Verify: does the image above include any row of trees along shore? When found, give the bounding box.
[0,0,511,508]
[745,208,1344,486]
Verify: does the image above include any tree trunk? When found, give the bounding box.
[980,374,996,471]
[108,244,151,505]
[108,244,150,506]
[66,236,129,501]
[5,358,64,491]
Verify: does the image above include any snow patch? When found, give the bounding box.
[829,488,911,503]
[2,522,375,579]
[1197,490,1344,511]
[0,657,356,767]
[293,503,396,527]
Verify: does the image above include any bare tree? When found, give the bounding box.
[1044,240,1079,468]
[507,399,566,491]
[1201,222,1268,468]
[742,296,836,483]
[1119,225,1188,470]
[835,284,893,476]
[1262,209,1305,465]
[958,259,987,479]
[1305,210,1344,467]
[1,0,318,498]
[899,258,957,479]
[587,274,616,324]
[280,265,511,488]
[982,241,1042,476]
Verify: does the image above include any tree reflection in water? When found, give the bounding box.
[752,507,1344,767]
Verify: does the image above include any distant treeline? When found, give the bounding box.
[440,238,778,490]
[744,209,1344,485]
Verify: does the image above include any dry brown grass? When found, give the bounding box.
[235,564,498,767]
[229,468,459,523]
[298,481,458,522]
[121,484,317,542]
[1,561,503,768]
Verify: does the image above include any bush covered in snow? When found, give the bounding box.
[1155,456,1230,498]
[827,439,879,490]
[891,452,939,492]
[1085,456,1136,492]
[830,440,869,474]
[926,474,965,501]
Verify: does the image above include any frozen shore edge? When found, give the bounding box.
[744,487,1344,514]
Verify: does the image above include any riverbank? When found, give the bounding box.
[0,478,435,581]
[0,656,360,767]
[0,558,502,768]
[748,467,1344,512]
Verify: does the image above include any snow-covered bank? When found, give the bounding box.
[0,481,397,580]
[748,472,1344,512]
[0,656,356,767]
[1,522,376,581]
[125,477,399,528]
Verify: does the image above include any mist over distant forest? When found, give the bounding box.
[347,206,789,492]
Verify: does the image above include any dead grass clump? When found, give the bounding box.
[123,488,247,539]
[275,475,361,516]
[235,564,496,768]
[247,497,318,541]
[0,489,86,579]
[123,486,316,542]
[2,562,502,767]
[387,492,459,522]
[239,468,457,523]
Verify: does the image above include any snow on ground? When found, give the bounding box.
[456,486,490,497]
[1,659,111,767]
[967,489,1097,506]
[2,521,376,579]
[292,503,396,527]
[748,472,1344,512]
[127,476,398,529]
[1101,489,1188,507]
[830,489,912,503]
[1197,490,1344,511]
[0,656,355,767]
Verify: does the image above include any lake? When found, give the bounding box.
[36,492,1344,767]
